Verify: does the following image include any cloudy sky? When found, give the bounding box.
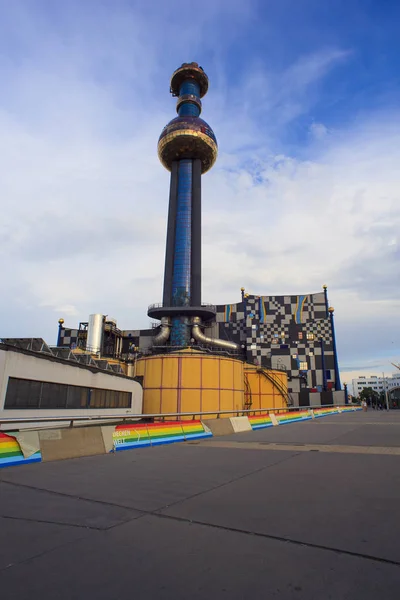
[1,0,399,386]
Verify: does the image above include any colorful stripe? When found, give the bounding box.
[224,304,233,321]
[112,420,212,451]
[248,414,273,429]
[259,297,267,324]
[249,406,361,430]
[0,432,41,469]
[294,295,307,324]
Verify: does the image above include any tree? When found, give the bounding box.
[359,387,379,404]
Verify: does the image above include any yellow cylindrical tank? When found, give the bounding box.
[244,365,288,411]
[136,350,244,419]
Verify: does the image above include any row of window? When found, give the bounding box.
[272,333,316,341]
[4,377,132,410]
[292,351,314,358]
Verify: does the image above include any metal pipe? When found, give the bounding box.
[153,317,171,345]
[328,307,342,391]
[191,158,202,306]
[0,404,357,427]
[323,284,329,317]
[191,316,239,350]
[87,314,104,354]
[162,161,179,306]
[320,337,328,392]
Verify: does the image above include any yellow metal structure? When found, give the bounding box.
[136,350,244,418]
[135,351,289,418]
[243,365,288,411]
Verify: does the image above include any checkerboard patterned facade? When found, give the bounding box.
[57,291,338,394]
[59,329,79,348]
[206,292,337,393]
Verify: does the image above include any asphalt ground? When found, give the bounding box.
[1,410,399,599]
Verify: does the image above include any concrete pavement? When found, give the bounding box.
[1,410,400,599]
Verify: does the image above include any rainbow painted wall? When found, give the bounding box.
[0,408,360,468]
[249,406,360,430]
[0,432,42,469]
[112,420,211,451]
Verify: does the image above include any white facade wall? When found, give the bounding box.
[352,373,400,396]
[0,347,142,424]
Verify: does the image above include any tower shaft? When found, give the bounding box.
[151,62,219,346]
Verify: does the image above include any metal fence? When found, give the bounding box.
[0,404,357,430]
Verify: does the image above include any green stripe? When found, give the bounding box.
[122,431,185,442]
[0,450,23,459]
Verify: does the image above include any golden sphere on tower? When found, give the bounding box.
[58,318,64,325]
[328,306,334,313]
[158,116,218,173]
[322,284,327,289]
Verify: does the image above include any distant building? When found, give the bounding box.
[352,373,400,397]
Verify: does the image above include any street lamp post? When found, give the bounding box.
[343,382,349,405]
[382,372,389,411]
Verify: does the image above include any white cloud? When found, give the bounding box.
[0,1,398,375]
[309,122,329,139]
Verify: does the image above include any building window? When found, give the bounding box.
[306,333,314,340]
[299,361,308,371]
[4,377,132,410]
[298,332,303,340]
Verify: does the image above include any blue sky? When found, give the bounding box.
[0,0,399,387]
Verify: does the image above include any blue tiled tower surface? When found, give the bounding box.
[149,63,218,345]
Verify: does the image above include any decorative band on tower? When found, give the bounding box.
[157,62,217,174]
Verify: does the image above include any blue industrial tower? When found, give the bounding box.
[148,62,226,348]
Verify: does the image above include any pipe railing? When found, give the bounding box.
[0,404,358,430]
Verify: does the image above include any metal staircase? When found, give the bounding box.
[256,367,292,407]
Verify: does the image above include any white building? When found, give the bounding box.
[0,340,143,430]
[352,373,400,397]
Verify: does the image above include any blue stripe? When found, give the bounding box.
[295,295,306,324]
[184,432,212,441]
[259,298,266,323]
[150,436,186,446]
[279,417,312,425]
[179,103,199,116]
[0,454,41,468]
[171,159,193,346]
[178,80,200,117]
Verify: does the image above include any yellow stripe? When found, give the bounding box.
[0,442,20,450]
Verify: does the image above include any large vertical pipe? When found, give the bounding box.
[171,159,192,307]
[57,319,64,346]
[170,159,193,346]
[191,158,202,306]
[162,161,179,307]
[323,285,329,317]
[320,338,327,392]
[87,314,104,354]
[329,308,342,391]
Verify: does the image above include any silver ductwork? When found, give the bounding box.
[153,317,171,345]
[191,316,240,350]
[87,314,104,354]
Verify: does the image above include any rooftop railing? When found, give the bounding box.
[0,404,357,430]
